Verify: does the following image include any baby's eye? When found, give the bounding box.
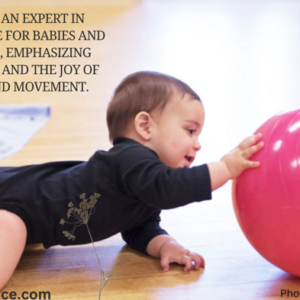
[186,129,195,135]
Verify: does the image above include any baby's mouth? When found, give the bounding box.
[184,156,194,164]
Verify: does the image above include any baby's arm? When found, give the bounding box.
[146,234,204,272]
[121,216,203,272]
[208,133,263,191]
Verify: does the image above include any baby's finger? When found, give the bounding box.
[182,255,193,272]
[244,141,264,158]
[160,256,171,272]
[188,253,205,270]
[242,160,260,169]
[239,133,262,150]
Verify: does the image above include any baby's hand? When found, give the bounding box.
[221,133,264,179]
[159,240,205,272]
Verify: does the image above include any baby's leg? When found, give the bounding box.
[0,209,27,290]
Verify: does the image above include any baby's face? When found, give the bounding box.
[149,93,205,168]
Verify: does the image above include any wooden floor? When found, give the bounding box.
[1,0,300,299]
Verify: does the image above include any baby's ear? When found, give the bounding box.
[134,111,151,140]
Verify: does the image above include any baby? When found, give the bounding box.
[0,71,263,289]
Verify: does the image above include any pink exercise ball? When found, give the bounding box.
[232,107,300,276]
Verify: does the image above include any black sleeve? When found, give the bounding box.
[121,211,168,254]
[117,145,212,209]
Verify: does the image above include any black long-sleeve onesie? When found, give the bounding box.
[0,138,212,254]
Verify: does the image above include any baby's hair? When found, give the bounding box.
[106,71,201,141]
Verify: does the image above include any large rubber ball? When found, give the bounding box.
[232,107,300,276]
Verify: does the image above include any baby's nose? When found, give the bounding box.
[194,140,201,151]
